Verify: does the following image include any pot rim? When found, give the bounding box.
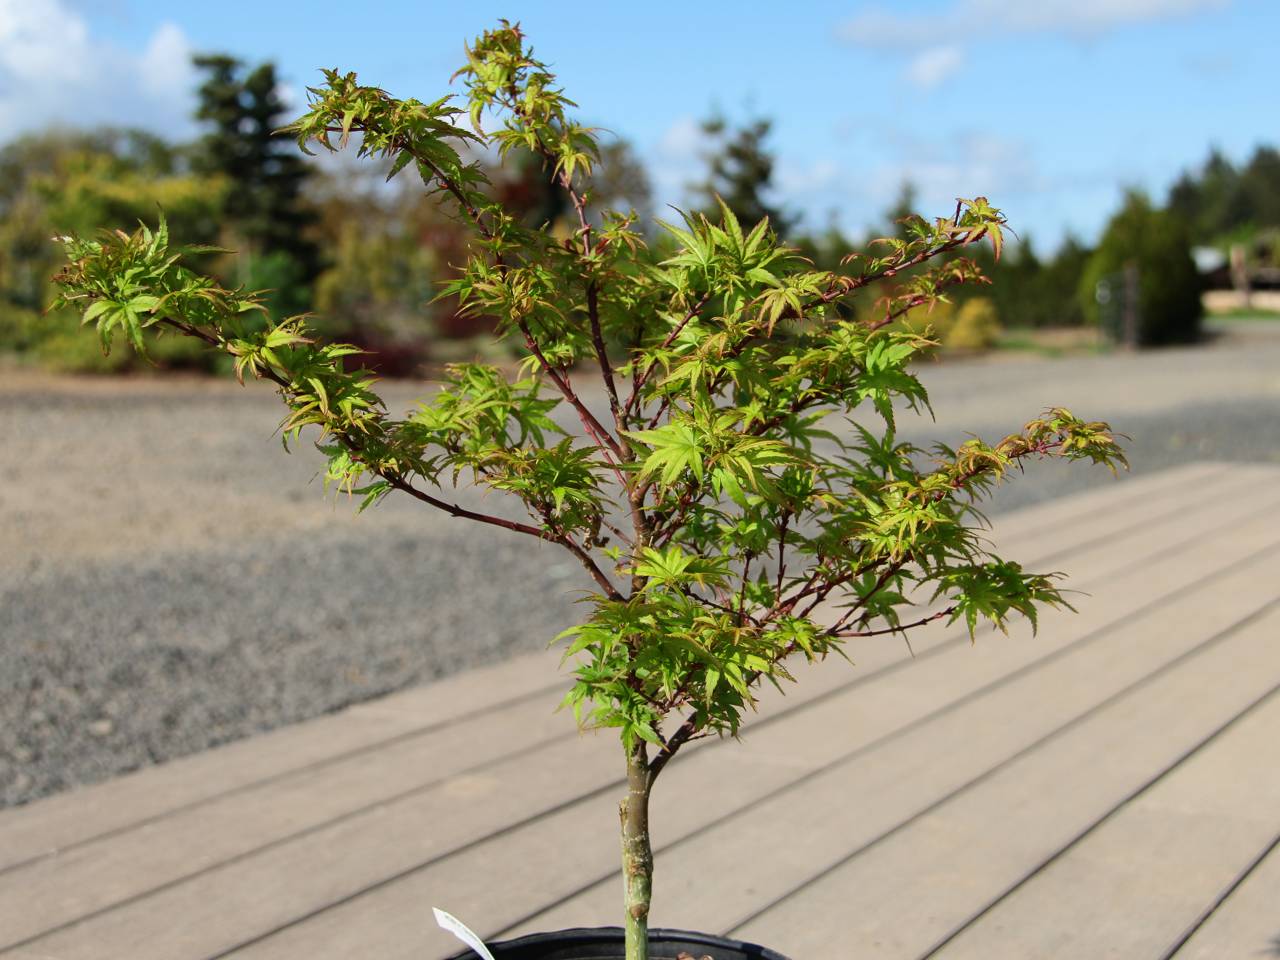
[449,925,790,959]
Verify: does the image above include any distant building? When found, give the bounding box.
[1194,232,1280,291]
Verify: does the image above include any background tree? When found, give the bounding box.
[956,235,1091,330]
[192,54,321,318]
[874,184,1095,339]
[694,112,795,238]
[1035,234,1091,327]
[305,160,458,372]
[1080,190,1202,345]
[1239,146,1280,231]
[882,180,920,242]
[0,129,223,370]
[1168,147,1249,242]
[585,139,654,228]
[1168,144,1280,244]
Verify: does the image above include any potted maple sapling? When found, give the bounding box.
[51,22,1126,960]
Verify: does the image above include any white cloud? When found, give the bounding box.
[840,0,1230,51]
[0,0,91,87]
[893,133,1040,202]
[789,128,1042,239]
[839,8,946,51]
[838,0,1227,94]
[0,0,197,140]
[137,21,195,103]
[983,0,1230,35]
[656,115,702,162]
[645,115,706,208]
[776,157,842,195]
[905,46,965,90]
[275,83,302,112]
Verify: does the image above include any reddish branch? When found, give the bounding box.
[822,223,982,305]
[737,552,755,625]
[551,172,660,558]
[649,483,700,548]
[375,120,630,479]
[649,596,957,784]
[814,558,909,634]
[551,526,625,601]
[515,318,626,463]
[380,476,543,538]
[158,314,625,602]
[624,292,712,423]
[407,120,640,601]
[679,586,761,626]
[647,715,701,785]
[504,94,630,456]
[586,281,622,426]
[644,396,673,432]
[828,605,956,639]
[561,172,624,435]
[774,512,790,600]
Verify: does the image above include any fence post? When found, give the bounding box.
[1229,243,1251,311]
[1121,261,1140,349]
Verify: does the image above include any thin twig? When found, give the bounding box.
[679,586,761,625]
[383,476,547,539]
[828,606,956,639]
[559,171,624,435]
[516,318,626,465]
[737,552,755,625]
[624,292,711,423]
[159,316,625,600]
[774,512,790,600]
[821,558,908,631]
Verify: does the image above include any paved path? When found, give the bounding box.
[2,461,1277,959]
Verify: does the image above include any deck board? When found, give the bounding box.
[507,525,1280,946]
[931,674,1280,959]
[2,462,1277,960]
[0,460,1231,872]
[1170,831,1280,959]
[730,598,1280,957]
[0,652,562,874]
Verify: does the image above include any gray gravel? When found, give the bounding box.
[3,318,1278,807]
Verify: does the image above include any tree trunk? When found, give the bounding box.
[620,742,653,960]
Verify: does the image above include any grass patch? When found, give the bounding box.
[1206,307,1280,321]
[994,326,1108,358]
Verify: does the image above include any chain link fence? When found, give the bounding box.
[1094,263,1140,347]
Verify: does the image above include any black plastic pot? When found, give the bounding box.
[446,926,790,959]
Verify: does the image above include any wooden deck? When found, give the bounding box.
[3,461,1279,960]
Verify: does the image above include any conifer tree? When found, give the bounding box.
[695,113,794,238]
[192,55,321,313]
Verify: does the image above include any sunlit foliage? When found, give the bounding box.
[52,24,1124,957]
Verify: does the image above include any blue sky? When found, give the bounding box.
[3,0,1273,252]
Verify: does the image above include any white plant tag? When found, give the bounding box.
[433,907,498,960]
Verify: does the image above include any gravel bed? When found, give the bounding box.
[3,321,1278,807]
[1,527,581,805]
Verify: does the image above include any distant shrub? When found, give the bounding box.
[889,296,1000,353]
[0,129,226,373]
[32,311,208,373]
[944,297,1002,351]
[891,298,955,343]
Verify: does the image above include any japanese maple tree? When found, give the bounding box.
[53,22,1124,960]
